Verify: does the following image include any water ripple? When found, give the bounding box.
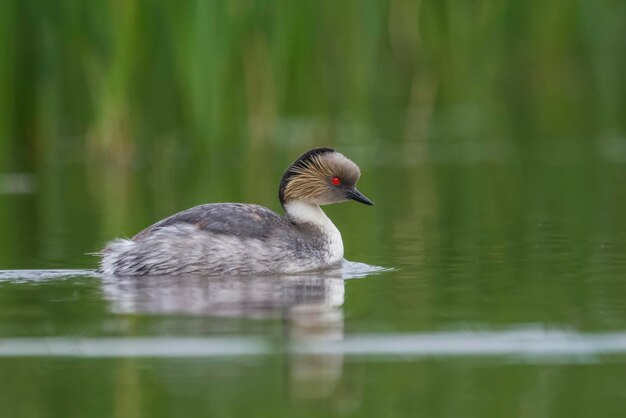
[1,329,626,363]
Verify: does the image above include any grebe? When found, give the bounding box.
[99,147,373,276]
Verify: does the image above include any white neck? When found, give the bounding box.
[283,201,344,263]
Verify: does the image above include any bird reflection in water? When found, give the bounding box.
[101,260,384,400]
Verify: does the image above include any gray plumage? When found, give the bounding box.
[99,147,372,276]
[101,204,331,276]
[135,203,291,241]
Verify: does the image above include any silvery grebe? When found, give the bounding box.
[99,147,373,276]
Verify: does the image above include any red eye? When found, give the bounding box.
[331,176,341,186]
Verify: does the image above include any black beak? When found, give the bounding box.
[346,187,374,206]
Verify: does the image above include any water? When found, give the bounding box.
[2,152,626,417]
[2,1,626,414]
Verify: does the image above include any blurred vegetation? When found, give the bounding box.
[0,0,626,268]
[2,6,626,416]
[1,0,625,169]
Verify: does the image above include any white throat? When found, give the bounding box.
[283,201,344,263]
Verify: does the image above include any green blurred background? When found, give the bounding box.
[2,0,625,270]
[2,1,626,417]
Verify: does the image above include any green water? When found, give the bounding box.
[2,0,626,416]
[2,155,626,417]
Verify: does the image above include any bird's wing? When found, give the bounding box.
[132,203,291,241]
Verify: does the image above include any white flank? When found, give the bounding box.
[283,201,344,263]
[100,239,136,275]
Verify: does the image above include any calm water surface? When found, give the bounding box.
[1,151,626,418]
[3,1,626,415]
